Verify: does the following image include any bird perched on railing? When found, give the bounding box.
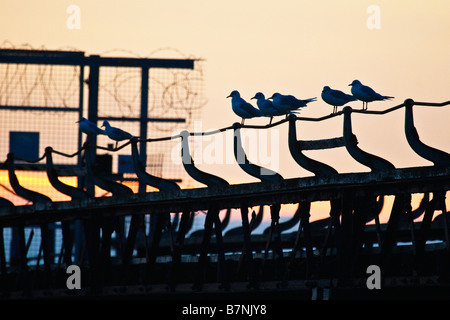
[227,90,263,124]
[77,117,106,136]
[268,92,316,117]
[101,120,134,148]
[321,86,357,114]
[349,80,393,110]
[251,92,296,125]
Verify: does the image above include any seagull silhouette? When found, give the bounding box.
[227,90,263,124]
[101,120,134,148]
[251,92,297,124]
[77,117,106,136]
[349,80,393,110]
[321,86,357,114]
[268,93,316,117]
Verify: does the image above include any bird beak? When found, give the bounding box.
[75,120,79,123]
[348,83,352,86]
[250,96,256,100]
[226,95,231,98]
[268,95,273,100]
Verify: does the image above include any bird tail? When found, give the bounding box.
[305,97,317,103]
[382,96,394,100]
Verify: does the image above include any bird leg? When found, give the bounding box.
[269,117,273,125]
[241,118,245,125]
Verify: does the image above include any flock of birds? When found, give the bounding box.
[228,79,394,124]
[77,79,394,146]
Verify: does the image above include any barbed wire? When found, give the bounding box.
[96,46,207,132]
[0,41,81,108]
[0,43,207,132]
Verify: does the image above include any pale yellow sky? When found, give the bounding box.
[0,1,449,209]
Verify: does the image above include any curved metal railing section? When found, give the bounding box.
[288,115,338,177]
[84,145,134,196]
[6,153,53,204]
[45,147,91,201]
[232,122,284,182]
[179,130,229,290]
[179,130,230,237]
[232,122,285,282]
[131,139,181,228]
[130,138,184,273]
[129,138,187,287]
[286,115,340,276]
[342,107,396,172]
[404,99,450,167]
[130,139,180,192]
[180,130,229,187]
[45,147,96,267]
[83,144,134,281]
[6,152,54,283]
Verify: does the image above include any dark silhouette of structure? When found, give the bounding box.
[0,96,449,299]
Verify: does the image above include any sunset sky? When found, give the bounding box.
[0,0,449,223]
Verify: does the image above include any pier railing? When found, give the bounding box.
[0,99,449,298]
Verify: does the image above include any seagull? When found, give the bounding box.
[101,120,134,148]
[76,117,106,136]
[268,93,316,117]
[227,90,263,124]
[251,92,293,124]
[321,86,357,114]
[251,92,278,124]
[349,80,394,110]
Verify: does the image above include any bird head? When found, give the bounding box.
[101,120,109,128]
[226,90,239,99]
[268,93,280,100]
[75,117,87,124]
[349,80,361,87]
[322,86,331,92]
[251,92,264,100]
